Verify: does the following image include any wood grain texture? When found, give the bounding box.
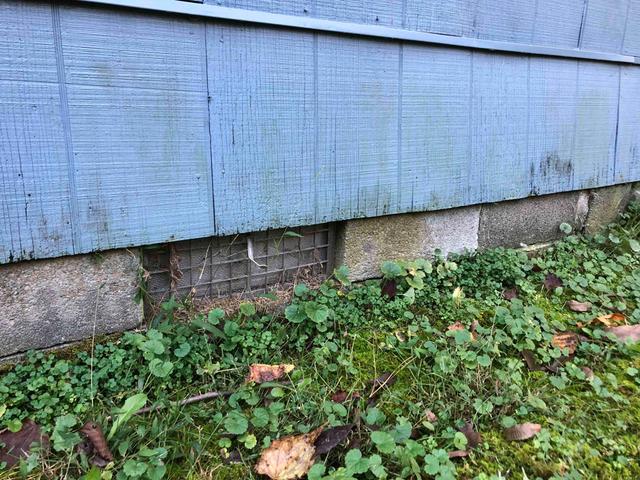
[207,0,630,55]
[59,5,214,252]
[207,24,316,234]
[315,35,399,222]
[528,58,578,195]
[1,0,639,264]
[615,66,640,183]
[404,0,476,37]
[580,0,629,53]
[472,53,530,202]
[400,44,473,211]
[0,2,74,262]
[571,61,620,189]
[623,0,640,56]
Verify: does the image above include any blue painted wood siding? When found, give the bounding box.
[1,0,639,264]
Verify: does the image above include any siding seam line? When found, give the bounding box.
[613,66,622,181]
[51,2,80,253]
[396,42,403,212]
[203,22,217,233]
[313,33,319,224]
[577,0,589,49]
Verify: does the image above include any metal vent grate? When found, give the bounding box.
[143,224,335,301]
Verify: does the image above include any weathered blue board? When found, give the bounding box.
[1,0,640,264]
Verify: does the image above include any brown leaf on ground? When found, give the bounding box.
[80,422,113,461]
[314,424,353,456]
[594,313,626,327]
[447,322,465,332]
[255,428,322,480]
[0,420,49,468]
[566,300,592,313]
[381,279,397,299]
[330,391,360,404]
[543,273,563,291]
[606,325,640,343]
[581,367,595,380]
[370,372,396,391]
[552,332,580,354]
[246,364,295,384]
[521,350,543,371]
[504,423,541,441]
[503,288,519,300]
[425,410,437,422]
[448,450,469,458]
[459,421,481,449]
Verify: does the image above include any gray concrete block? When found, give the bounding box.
[0,250,143,358]
[335,206,480,281]
[585,183,633,234]
[478,191,588,249]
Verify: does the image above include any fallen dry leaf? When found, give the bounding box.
[255,428,322,480]
[504,423,541,441]
[447,322,478,340]
[521,350,543,371]
[447,322,465,332]
[459,421,481,449]
[581,367,595,380]
[448,450,469,458]
[566,300,592,313]
[314,424,353,456]
[80,421,113,461]
[381,279,397,299]
[246,364,295,384]
[594,313,626,327]
[552,332,580,354]
[543,273,563,291]
[0,420,49,468]
[503,288,519,300]
[605,325,640,343]
[330,391,360,404]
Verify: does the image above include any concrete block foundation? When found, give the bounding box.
[337,184,635,281]
[335,206,480,281]
[0,250,143,358]
[1,182,636,357]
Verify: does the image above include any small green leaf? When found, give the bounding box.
[108,393,147,440]
[207,308,225,324]
[477,354,491,367]
[304,302,330,323]
[629,239,640,252]
[6,419,22,433]
[251,408,270,428]
[333,265,351,286]
[381,261,404,278]
[307,463,326,480]
[294,283,310,297]
[173,342,191,358]
[370,431,396,454]
[242,434,257,449]
[85,467,102,480]
[239,302,256,316]
[284,304,307,323]
[559,222,572,234]
[224,411,248,435]
[149,359,174,378]
[51,415,81,451]
[123,460,147,477]
[283,230,303,238]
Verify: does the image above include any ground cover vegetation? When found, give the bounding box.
[1,203,640,480]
